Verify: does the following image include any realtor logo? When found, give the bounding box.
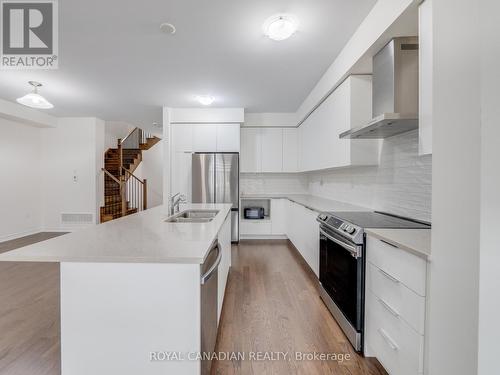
[1,0,58,69]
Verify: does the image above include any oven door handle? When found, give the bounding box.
[319,228,361,258]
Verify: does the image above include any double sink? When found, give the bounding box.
[165,210,219,223]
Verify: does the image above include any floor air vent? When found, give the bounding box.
[61,213,94,225]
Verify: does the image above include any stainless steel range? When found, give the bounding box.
[316,211,430,352]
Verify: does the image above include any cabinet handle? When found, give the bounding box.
[377,297,400,317]
[380,239,399,248]
[377,328,399,351]
[378,268,400,284]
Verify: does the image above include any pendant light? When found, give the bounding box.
[16,81,54,109]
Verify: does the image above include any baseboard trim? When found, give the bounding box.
[239,234,288,240]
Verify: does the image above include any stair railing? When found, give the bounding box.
[119,127,140,176]
[101,168,125,219]
[123,168,147,213]
[140,130,153,145]
[101,167,147,220]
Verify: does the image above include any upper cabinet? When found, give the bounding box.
[240,128,262,173]
[192,124,217,152]
[261,128,283,172]
[299,75,380,171]
[240,76,378,174]
[240,127,299,173]
[216,124,240,152]
[171,123,240,153]
[282,128,299,172]
[419,0,433,155]
[172,123,193,152]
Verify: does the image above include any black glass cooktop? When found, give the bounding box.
[328,211,431,229]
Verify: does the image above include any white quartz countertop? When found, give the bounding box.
[241,193,369,213]
[0,204,232,264]
[365,228,431,259]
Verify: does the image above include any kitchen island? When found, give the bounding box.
[0,204,233,375]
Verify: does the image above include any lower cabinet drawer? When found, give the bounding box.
[366,236,427,296]
[367,262,426,335]
[365,290,424,375]
[240,220,272,235]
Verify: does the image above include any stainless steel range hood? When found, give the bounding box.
[340,37,419,139]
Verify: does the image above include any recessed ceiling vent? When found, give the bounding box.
[61,213,94,225]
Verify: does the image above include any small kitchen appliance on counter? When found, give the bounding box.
[243,207,265,220]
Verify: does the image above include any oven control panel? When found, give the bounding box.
[317,212,362,244]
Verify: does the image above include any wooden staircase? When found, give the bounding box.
[100,128,161,223]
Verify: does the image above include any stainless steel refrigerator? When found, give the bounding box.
[192,153,239,242]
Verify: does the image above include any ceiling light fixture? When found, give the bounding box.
[196,95,215,106]
[160,22,176,34]
[263,14,299,41]
[16,81,54,109]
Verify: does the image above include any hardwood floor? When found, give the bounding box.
[0,235,385,375]
[0,233,64,375]
[212,240,386,375]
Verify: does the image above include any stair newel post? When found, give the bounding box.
[118,138,123,176]
[120,174,127,217]
[143,179,147,211]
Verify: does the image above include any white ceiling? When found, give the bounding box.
[0,0,376,129]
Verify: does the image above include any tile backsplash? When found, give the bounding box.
[241,130,432,222]
[308,130,432,222]
[240,173,308,195]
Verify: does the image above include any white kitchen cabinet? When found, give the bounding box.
[419,0,433,155]
[240,127,298,173]
[282,128,299,172]
[286,201,320,276]
[299,75,379,172]
[216,124,240,152]
[240,220,272,236]
[172,123,240,153]
[192,124,217,152]
[261,128,283,172]
[365,234,428,375]
[299,204,320,276]
[271,199,286,235]
[171,124,193,152]
[240,128,262,173]
[217,212,232,322]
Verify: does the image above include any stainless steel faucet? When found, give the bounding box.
[169,192,186,215]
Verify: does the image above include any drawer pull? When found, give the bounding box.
[377,297,400,317]
[378,328,399,351]
[380,239,399,248]
[378,268,400,284]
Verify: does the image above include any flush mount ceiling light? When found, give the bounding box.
[16,81,54,109]
[263,14,299,41]
[160,22,176,34]
[196,95,215,106]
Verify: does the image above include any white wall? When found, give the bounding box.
[240,173,308,196]
[104,121,134,151]
[41,118,104,231]
[478,1,500,373]
[426,1,481,374]
[0,118,43,241]
[308,130,432,221]
[139,141,163,208]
